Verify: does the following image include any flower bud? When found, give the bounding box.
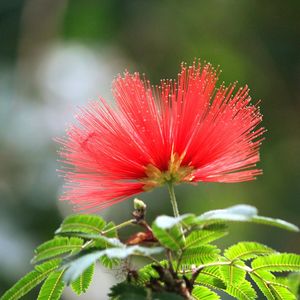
[133,198,147,210]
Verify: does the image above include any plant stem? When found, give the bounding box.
[167,182,180,218]
[101,219,135,235]
[167,182,185,244]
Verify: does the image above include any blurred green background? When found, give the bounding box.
[0,0,299,298]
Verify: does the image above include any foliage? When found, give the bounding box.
[1,204,299,300]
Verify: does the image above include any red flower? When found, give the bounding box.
[58,62,264,211]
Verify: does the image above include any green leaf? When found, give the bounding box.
[196,267,256,300]
[285,273,300,297]
[37,270,64,300]
[180,245,220,267]
[225,280,257,300]
[56,214,106,235]
[33,237,84,263]
[269,284,296,300]
[224,242,276,261]
[197,205,299,232]
[196,267,256,299]
[1,260,60,300]
[251,270,296,299]
[136,261,168,285]
[102,221,118,238]
[196,276,226,291]
[63,246,164,283]
[154,214,194,229]
[219,260,246,285]
[99,255,120,269]
[64,233,124,248]
[137,263,159,285]
[252,254,300,273]
[192,286,220,299]
[196,266,226,290]
[251,216,299,232]
[152,220,184,251]
[185,224,228,249]
[71,263,94,295]
[108,282,147,300]
[250,271,276,300]
[197,205,258,223]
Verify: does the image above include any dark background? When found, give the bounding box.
[0,1,299,299]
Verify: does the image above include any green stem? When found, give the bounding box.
[167,182,185,243]
[81,219,135,250]
[167,182,180,218]
[101,219,135,235]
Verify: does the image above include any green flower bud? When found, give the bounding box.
[134,198,147,210]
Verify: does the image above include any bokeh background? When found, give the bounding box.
[0,0,299,298]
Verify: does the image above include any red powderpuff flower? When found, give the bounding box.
[58,61,264,212]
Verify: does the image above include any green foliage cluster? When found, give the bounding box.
[1,204,299,300]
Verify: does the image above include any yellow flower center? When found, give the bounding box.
[141,152,195,191]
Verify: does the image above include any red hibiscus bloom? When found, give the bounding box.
[58,61,264,211]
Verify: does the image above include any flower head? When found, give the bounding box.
[58,61,264,211]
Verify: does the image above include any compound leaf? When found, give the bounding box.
[33,237,84,263]
[63,246,163,284]
[269,284,296,300]
[225,280,257,300]
[196,266,226,290]
[56,214,106,235]
[250,271,276,300]
[219,260,246,286]
[251,216,299,232]
[224,242,276,261]
[185,224,228,248]
[71,263,94,295]
[152,221,184,251]
[180,245,220,267]
[1,260,60,300]
[192,285,220,299]
[252,254,300,273]
[197,205,257,224]
[197,205,299,232]
[99,255,121,269]
[37,270,64,300]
